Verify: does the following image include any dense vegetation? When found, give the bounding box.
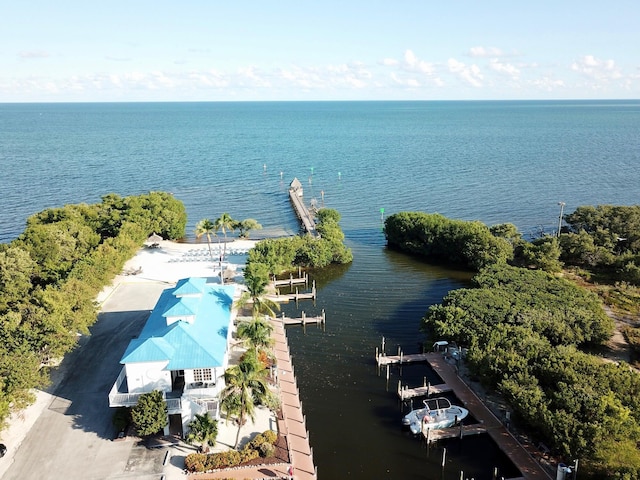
[384,212,513,270]
[561,205,640,284]
[393,205,640,478]
[0,191,186,429]
[422,265,640,478]
[247,208,352,274]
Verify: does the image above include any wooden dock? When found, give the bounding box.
[272,271,309,288]
[424,423,488,442]
[289,178,318,236]
[422,353,552,479]
[397,379,452,400]
[270,281,317,303]
[376,351,431,366]
[276,310,325,327]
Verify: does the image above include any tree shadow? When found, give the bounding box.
[50,308,150,440]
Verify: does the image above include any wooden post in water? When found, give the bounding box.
[381,336,385,354]
[441,447,447,468]
[492,466,498,480]
[423,376,427,387]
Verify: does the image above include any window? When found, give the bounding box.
[193,368,212,383]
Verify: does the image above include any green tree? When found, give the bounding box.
[131,390,167,437]
[0,247,35,313]
[220,352,271,449]
[235,218,262,239]
[186,412,218,452]
[195,219,217,262]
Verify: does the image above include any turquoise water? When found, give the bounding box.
[1,100,639,478]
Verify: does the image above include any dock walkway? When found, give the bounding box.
[423,353,552,480]
[289,178,317,236]
[191,320,317,479]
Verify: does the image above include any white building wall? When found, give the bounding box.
[124,361,171,393]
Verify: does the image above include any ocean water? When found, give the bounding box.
[1,100,639,479]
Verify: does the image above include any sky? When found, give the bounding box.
[1,1,638,102]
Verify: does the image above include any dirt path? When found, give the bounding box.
[602,305,637,367]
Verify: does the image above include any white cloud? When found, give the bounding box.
[402,50,435,75]
[447,58,483,87]
[468,46,505,58]
[18,50,49,59]
[531,77,565,91]
[571,55,622,81]
[489,59,520,79]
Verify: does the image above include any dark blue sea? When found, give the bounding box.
[1,100,639,479]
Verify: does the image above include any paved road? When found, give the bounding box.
[3,282,170,480]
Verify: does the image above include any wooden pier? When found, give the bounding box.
[377,342,552,479]
[270,281,317,303]
[276,310,326,327]
[397,379,452,400]
[376,351,431,367]
[422,353,551,479]
[424,423,488,443]
[272,271,309,288]
[289,178,318,236]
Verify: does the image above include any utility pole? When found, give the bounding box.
[557,201,566,238]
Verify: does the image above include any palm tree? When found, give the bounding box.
[185,412,218,453]
[235,262,280,319]
[195,219,217,262]
[214,213,236,261]
[220,351,270,449]
[236,317,274,354]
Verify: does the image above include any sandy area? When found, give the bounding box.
[97,238,258,303]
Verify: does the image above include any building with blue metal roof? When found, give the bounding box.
[109,278,237,436]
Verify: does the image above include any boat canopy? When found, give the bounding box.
[424,397,451,411]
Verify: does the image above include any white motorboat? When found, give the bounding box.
[402,397,469,434]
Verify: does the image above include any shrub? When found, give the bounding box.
[184,453,207,473]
